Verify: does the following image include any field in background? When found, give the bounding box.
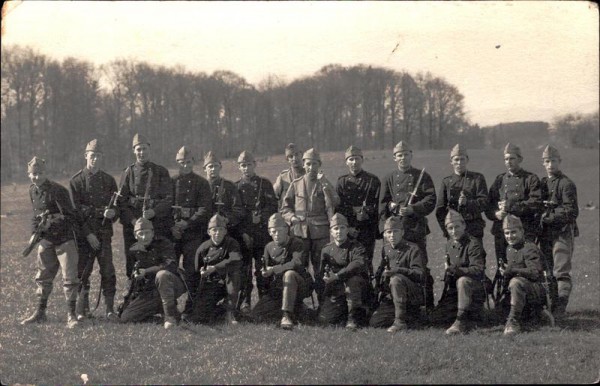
[1,148,599,384]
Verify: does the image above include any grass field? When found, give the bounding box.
[1,148,599,384]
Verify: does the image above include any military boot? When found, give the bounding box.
[105,296,118,321]
[21,297,48,325]
[280,311,294,330]
[226,310,239,325]
[387,318,408,333]
[503,317,521,335]
[162,301,179,330]
[76,289,91,321]
[67,301,80,329]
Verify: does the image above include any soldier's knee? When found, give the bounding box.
[390,274,408,286]
[283,270,297,284]
[456,276,473,289]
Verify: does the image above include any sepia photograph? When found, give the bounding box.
[1,1,598,384]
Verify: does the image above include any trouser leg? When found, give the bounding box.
[36,243,60,301]
[56,240,80,303]
[156,270,186,322]
[181,238,203,315]
[309,238,328,302]
[552,226,574,304]
[282,270,301,313]
[507,277,530,321]
[97,235,117,312]
[122,226,136,278]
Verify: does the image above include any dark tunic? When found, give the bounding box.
[172,171,213,240]
[540,171,579,237]
[29,179,78,245]
[336,170,381,242]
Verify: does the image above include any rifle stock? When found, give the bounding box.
[22,210,50,257]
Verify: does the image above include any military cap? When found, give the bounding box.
[132,133,150,148]
[27,156,46,174]
[450,144,468,158]
[503,142,521,157]
[237,150,255,164]
[208,214,228,229]
[502,214,523,230]
[384,216,405,231]
[345,145,363,160]
[542,145,561,159]
[203,151,221,168]
[285,143,301,157]
[393,141,412,154]
[176,146,193,161]
[134,218,153,232]
[330,213,348,228]
[302,148,321,162]
[85,139,102,153]
[268,213,288,229]
[445,209,465,226]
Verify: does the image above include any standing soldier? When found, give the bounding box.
[379,141,436,310]
[235,150,278,312]
[273,143,305,210]
[69,139,119,321]
[486,143,542,270]
[118,133,173,278]
[336,145,381,277]
[119,218,185,329]
[538,145,578,317]
[369,217,425,333]
[191,214,243,325]
[319,213,370,330]
[171,146,212,321]
[435,144,488,241]
[281,148,339,303]
[500,215,546,335]
[21,157,81,329]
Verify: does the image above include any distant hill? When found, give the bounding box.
[482,121,550,148]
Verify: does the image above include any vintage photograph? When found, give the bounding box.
[1,1,598,384]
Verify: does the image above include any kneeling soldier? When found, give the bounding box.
[21,157,81,329]
[435,210,487,335]
[501,215,546,335]
[119,218,185,329]
[319,213,370,330]
[254,213,313,330]
[191,214,242,325]
[370,216,425,333]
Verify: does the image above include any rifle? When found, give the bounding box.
[252,177,264,224]
[142,168,153,215]
[214,181,226,216]
[406,167,426,207]
[438,253,453,303]
[457,169,468,210]
[492,255,509,306]
[101,179,125,227]
[117,261,147,317]
[22,210,50,257]
[374,255,391,305]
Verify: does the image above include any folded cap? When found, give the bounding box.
[503,142,521,157]
[542,145,560,159]
[384,216,404,231]
[176,146,193,161]
[132,133,150,148]
[134,218,153,232]
[237,150,255,164]
[502,214,523,230]
[445,209,465,226]
[345,145,363,160]
[450,144,468,158]
[203,151,220,168]
[285,143,301,157]
[208,214,228,229]
[267,213,288,229]
[329,213,348,228]
[302,148,320,162]
[27,156,46,174]
[393,141,411,154]
[85,139,102,153]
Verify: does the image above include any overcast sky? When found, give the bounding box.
[2,1,598,126]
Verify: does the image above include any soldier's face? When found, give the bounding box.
[238,161,256,178]
[543,157,561,175]
[208,226,227,244]
[303,159,320,177]
[28,172,47,186]
[503,227,524,246]
[135,229,154,246]
[346,156,363,175]
[450,155,468,174]
[134,144,150,163]
[393,151,412,170]
[177,159,194,175]
[330,224,348,243]
[269,227,289,245]
[85,151,102,170]
[288,152,302,168]
[384,228,403,246]
[204,162,221,179]
[504,154,522,173]
[446,221,466,241]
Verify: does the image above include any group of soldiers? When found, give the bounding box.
[20,134,578,336]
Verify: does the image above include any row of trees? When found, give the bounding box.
[1,45,480,181]
[550,111,599,149]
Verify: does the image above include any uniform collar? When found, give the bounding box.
[34,179,51,191]
[548,171,563,181]
[509,240,525,250]
[334,238,350,248]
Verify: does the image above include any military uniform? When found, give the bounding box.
[22,157,80,328]
[370,218,425,331]
[319,217,370,328]
[281,148,339,301]
[207,177,244,234]
[70,163,119,318]
[435,145,488,240]
[486,145,542,266]
[273,143,305,210]
[190,233,243,324]
[118,135,173,277]
[336,146,381,276]
[171,149,213,318]
[235,152,278,308]
[538,146,578,314]
[119,225,185,327]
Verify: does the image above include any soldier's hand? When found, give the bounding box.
[39,220,51,232]
[388,202,398,212]
[252,211,261,224]
[399,206,414,216]
[356,209,368,221]
[495,210,507,221]
[201,265,216,277]
[134,268,146,280]
[176,220,189,230]
[195,207,206,217]
[323,272,338,284]
[104,208,116,219]
[541,213,552,224]
[291,215,302,225]
[143,209,156,220]
[242,233,253,249]
[86,233,101,250]
[262,267,274,277]
[458,192,467,207]
[317,170,325,181]
[171,226,182,240]
[382,269,393,278]
[498,200,506,212]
